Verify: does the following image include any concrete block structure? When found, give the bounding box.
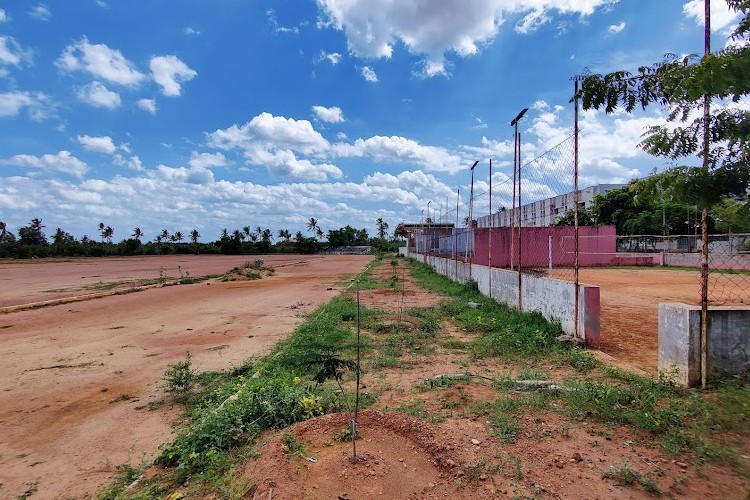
[659,303,750,387]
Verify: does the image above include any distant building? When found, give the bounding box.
[398,223,454,252]
[477,183,625,228]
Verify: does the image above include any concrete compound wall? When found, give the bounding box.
[658,303,750,387]
[416,253,600,345]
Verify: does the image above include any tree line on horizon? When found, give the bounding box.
[0,216,404,259]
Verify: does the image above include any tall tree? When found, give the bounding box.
[132,227,144,241]
[189,229,200,244]
[103,226,114,244]
[172,231,184,243]
[98,222,105,243]
[376,218,389,239]
[307,217,319,236]
[18,218,47,246]
[576,0,750,207]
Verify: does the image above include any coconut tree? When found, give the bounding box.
[172,231,184,243]
[307,217,319,235]
[98,222,105,242]
[103,225,114,244]
[161,228,170,242]
[132,227,144,241]
[189,229,200,244]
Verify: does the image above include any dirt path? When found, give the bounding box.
[0,254,371,499]
[574,268,703,374]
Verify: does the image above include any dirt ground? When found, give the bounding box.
[0,254,372,499]
[238,261,748,500]
[572,267,708,375]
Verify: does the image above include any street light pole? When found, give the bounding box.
[510,108,528,311]
[427,200,432,262]
[468,160,479,282]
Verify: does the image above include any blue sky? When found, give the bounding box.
[0,1,744,241]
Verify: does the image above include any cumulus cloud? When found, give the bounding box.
[3,150,87,178]
[137,98,156,114]
[189,151,227,169]
[682,0,740,32]
[57,37,145,86]
[608,21,625,33]
[77,81,121,109]
[209,112,330,154]
[77,134,117,154]
[361,66,378,82]
[208,112,340,181]
[29,3,51,21]
[312,105,344,123]
[0,36,31,67]
[149,55,197,96]
[318,50,341,64]
[0,91,51,120]
[114,154,144,171]
[317,0,617,77]
[332,135,463,172]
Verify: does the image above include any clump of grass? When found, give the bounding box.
[164,352,195,403]
[472,398,522,444]
[564,348,598,373]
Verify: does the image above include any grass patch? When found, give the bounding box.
[472,397,522,444]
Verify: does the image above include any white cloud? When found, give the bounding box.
[318,51,341,65]
[312,105,344,123]
[29,3,51,21]
[77,135,117,154]
[250,149,343,181]
[4,150,87,178]
[361,66,378,82]
[266,8,300,34]
[336,132,348,140]
[209,112,330,154]
[149,55,197,96]
[317,0,617,77]
[0,9,7,23]
[189,152,227,169]
[472,117,488,129]
[57,37,145,86]
[608,21,625,33]
[0,91,51,120]
[332,135,463,172]
[77,81,121,109]
[0,36,30,67]
[682,0,740,32]
[113,154,144,171]
[137,98,156,114]
[183,26,201,36]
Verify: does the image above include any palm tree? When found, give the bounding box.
[103,225,114,244]
[316,227,324,240]
[261,228,273,243]
[98,222,105,242]
[161,228,170,241]
[243,226,252,239]
[295,230,304,242]
[307,217,319,235]
[189,229,200,244]
[220,228,229,240]
[278,229,291,241]
[132,227,144,241]
[172,231,184,243]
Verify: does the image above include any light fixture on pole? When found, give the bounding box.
[468,160,479,280]
[510,108,528,310]
[427,200,432,260]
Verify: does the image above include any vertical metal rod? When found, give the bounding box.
[353,278,361,460]
[517,131,523,311]
[700,0,711,389]
[511,126,517,271]
[455,188,460,281]
[548,235,553,276]
[469,164,475,282]
[488,158,493,300]
[573,78,580,338]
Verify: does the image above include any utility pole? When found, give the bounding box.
[510,108,529,310]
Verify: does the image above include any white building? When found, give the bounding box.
[477,184,625,228]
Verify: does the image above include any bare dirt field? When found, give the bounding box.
[575,267,706,374]
[0,254,372,499]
